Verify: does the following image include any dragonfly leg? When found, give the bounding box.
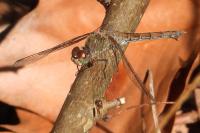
[107,35,154,100]
[75,65,81,76]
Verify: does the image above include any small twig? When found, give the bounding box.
[149,70,161,133]
[194,89,200,118]
[174,110,199,125]
[141,70,148,133]
[108,102,175,120]
[126,102,175,110]
[160,73,200,130]
[93,97,126,120]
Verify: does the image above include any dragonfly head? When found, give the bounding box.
[71,46,86,59]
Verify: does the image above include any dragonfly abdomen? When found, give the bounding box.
[108,31,184,44]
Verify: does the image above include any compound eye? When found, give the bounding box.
[72,47,81,59]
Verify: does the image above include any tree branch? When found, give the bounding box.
[51,0,150,132]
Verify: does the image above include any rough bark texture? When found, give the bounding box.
[51,0,150,132]
[0,0,199,133]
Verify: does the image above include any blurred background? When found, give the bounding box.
[0,0,199,132]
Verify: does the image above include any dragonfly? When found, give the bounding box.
[13,30,184,101]
[70,30,184,100]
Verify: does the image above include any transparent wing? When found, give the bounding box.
[0,65,23,72]
[108,36,154,101]
[14,32,92,67]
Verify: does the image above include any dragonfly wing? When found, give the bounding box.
[13,32,91,67]
[0,65,23,72]
[14,49,52,67]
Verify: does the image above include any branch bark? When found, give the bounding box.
[51,0,150,132]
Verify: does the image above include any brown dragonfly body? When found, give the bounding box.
[13,30,184,102]
[14,30,184,67]
[70,30,184,67]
